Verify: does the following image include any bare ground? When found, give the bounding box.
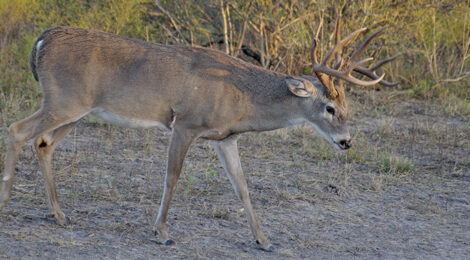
[0,90,469,259]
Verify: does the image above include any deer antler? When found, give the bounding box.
[345,26,399,87]
[311,19,339,97]
[311,18,397,97]
[353,55,399,86]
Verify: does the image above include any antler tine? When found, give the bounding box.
[353,55,399,86]
[345,57,375,74]
[322,27,367,66]
[311,19,338,97]
[314,58,385,86]
[348,72,385,86]
[310,17,397,93]
[333,14,344,70]
[353,69,399,86]
[347,26,387,67]
[333,56,344,70]
[310,19,323,65]
[370,54,398,71]
[334,14,342,46]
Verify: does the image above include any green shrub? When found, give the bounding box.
[1,0,468,123]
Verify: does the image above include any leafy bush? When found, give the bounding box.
[1,0,468,123]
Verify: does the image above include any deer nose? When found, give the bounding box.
[338,139,352,150]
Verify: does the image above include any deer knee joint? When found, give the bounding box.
[39,141,47,148]
[35,137,51,149]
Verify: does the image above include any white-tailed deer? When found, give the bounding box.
[0,18,397,251]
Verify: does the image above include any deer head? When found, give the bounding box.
[287,18,398,150]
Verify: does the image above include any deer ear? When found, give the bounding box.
[286,78,314,97]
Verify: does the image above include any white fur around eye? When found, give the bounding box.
[327,111,333,120]
[320,110,332,121]
[322,105,335,120]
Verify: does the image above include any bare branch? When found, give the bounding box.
[155,0,188,45]
[440,71,470,83]
[220,0,230,55]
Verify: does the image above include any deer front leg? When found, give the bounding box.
[212,137,274,252]
[154,126,197,245]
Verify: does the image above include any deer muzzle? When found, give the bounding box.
[336,138,352,150]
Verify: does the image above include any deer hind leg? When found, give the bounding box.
[154,127,197,245]
[212,137,274,252]
[34,121,78,225]
[0,109,86,213]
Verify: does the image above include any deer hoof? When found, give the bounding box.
[256,240,274,252]
[163,239,175,246]
[46,213,70,226]
[260,245,274,252]
[61,216,71,226]
[152,230,174,245]
[152,238,175,246]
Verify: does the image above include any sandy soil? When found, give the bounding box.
[0,90,469,259]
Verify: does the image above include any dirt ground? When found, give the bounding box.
[0,89,469,259]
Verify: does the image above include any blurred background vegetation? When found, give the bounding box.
[0,0,469,124]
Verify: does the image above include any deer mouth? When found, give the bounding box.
[332,141,343,150]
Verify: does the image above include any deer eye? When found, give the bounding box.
[326,106,336,116]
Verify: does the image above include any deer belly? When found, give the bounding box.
[91,108,170,130]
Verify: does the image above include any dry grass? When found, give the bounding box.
[0,1,469,258]
[1,89,469,258]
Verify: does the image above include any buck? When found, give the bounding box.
[0,19,397,251]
